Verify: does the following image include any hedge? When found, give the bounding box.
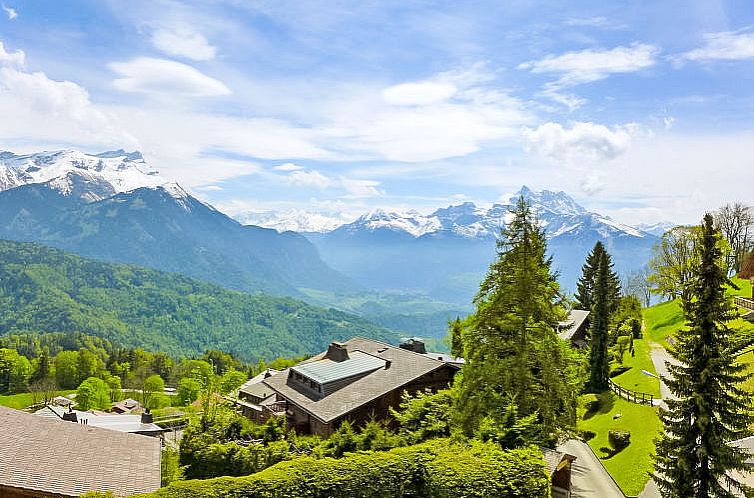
[131,439,549,498]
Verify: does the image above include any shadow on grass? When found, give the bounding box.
[582,391,616,421]
[598,445,628,460]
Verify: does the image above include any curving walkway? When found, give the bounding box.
[558,439,625,498]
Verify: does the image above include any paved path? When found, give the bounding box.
[558,439,625,498]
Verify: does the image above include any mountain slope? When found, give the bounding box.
[0,240,396,361]
[305,187,659,304]
[0,181,356,297]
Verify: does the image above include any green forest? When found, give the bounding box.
[0,240,397,361]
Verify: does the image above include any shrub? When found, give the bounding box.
[136,440,549,498]
[608,430,631,451]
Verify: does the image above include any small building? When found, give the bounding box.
[34,405,167,437]
[0,405,161,497]
[51,395,76,408]
[111,397,142,414]
[558,309,590,347]
[234,369,282,422]
[262,337,459,436]
[542,448,577,498]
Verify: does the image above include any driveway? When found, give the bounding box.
[558,439,625,498]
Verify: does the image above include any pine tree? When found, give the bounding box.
[453,196,582,442]
[588,250,610,392]
[655,214,753,498]
[575,242,602,310]
[575,241,621,314]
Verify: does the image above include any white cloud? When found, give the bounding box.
[523,121,637,163]
[273,162,304,171]
[382,81,457,106]
[519,43,659,87]
[681,30,754,62]
[287,170,333,189]
[109,57,230,96]
[0,66,135,148]
[340,177,384,198]
[151,25,217,61]
[2,5,17,20]
[0,41,24,65]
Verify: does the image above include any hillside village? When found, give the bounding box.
[2,3,754,498]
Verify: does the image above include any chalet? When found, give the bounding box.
[234,368,282,422]
[259,337,460,436]
[0,405,161,497]
[542,448,577,498]
[558,309,590,347]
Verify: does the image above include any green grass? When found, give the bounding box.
[0,390,75,410]
[610,338,660,397]
[644,277,754,347]
[578,393,661,496]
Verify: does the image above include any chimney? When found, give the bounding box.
[399,338,426,354]
[62,408,77,423]
[141,408,154,424]
[325,342,349,362]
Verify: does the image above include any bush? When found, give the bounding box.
[608,430,631,451]
[137,440,549,498]
[580,430,596,441]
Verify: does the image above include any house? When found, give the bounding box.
[111,397,142,414]
[233,369,282,422]
[542,448,577,498]
[558,309,590,347]
[34,405,168,437]
[260,337,460,436]
[0,405,161,497]
[51,395,76,408]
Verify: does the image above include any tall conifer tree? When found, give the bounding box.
[576,241,620,314]
[588,250,610,392]
[655,214,753,498]
[453,197,582,442]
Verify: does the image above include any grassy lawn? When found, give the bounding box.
[644,278,753,347]
[579,393,661,496]
[0,390,75,410]
[736,349,754,397]
[610,338,660,397]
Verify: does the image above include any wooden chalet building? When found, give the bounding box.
[251,337,461,436]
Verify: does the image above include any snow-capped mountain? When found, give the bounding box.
[637,221,676,237]
[302,187,660,304]
[236,209,353,233]
[0,149,165,201]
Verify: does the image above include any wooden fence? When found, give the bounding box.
[734,296,754,311]
[608,379,655,406]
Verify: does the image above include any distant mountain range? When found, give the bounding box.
[300,187,661,304]
[0,147,670,338]
[0,149,355,299]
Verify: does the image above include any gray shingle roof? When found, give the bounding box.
[264,336,450,424]
[33,405,167,434]
[292,351,386,384]
[558,309,590,341]
[0,405,161,497]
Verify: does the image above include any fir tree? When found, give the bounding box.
[588,250,611,392]
[655,214,753,498]
[575,241,620,314]
[453,196,583,442]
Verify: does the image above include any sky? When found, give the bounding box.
[0,0,753,226]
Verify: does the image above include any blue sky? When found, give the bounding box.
[1,0,753,225]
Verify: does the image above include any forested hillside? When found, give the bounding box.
[0,240,397,361]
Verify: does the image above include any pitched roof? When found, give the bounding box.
[558,309,590,341]
[541,448,576,476]
[0,405,161,497]
[264,337,450,423]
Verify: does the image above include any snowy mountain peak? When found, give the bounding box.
[0,148,166,201]
[352,208,441,237]
[512,186,586,217]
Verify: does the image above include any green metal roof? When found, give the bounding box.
[291,351,385,384]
